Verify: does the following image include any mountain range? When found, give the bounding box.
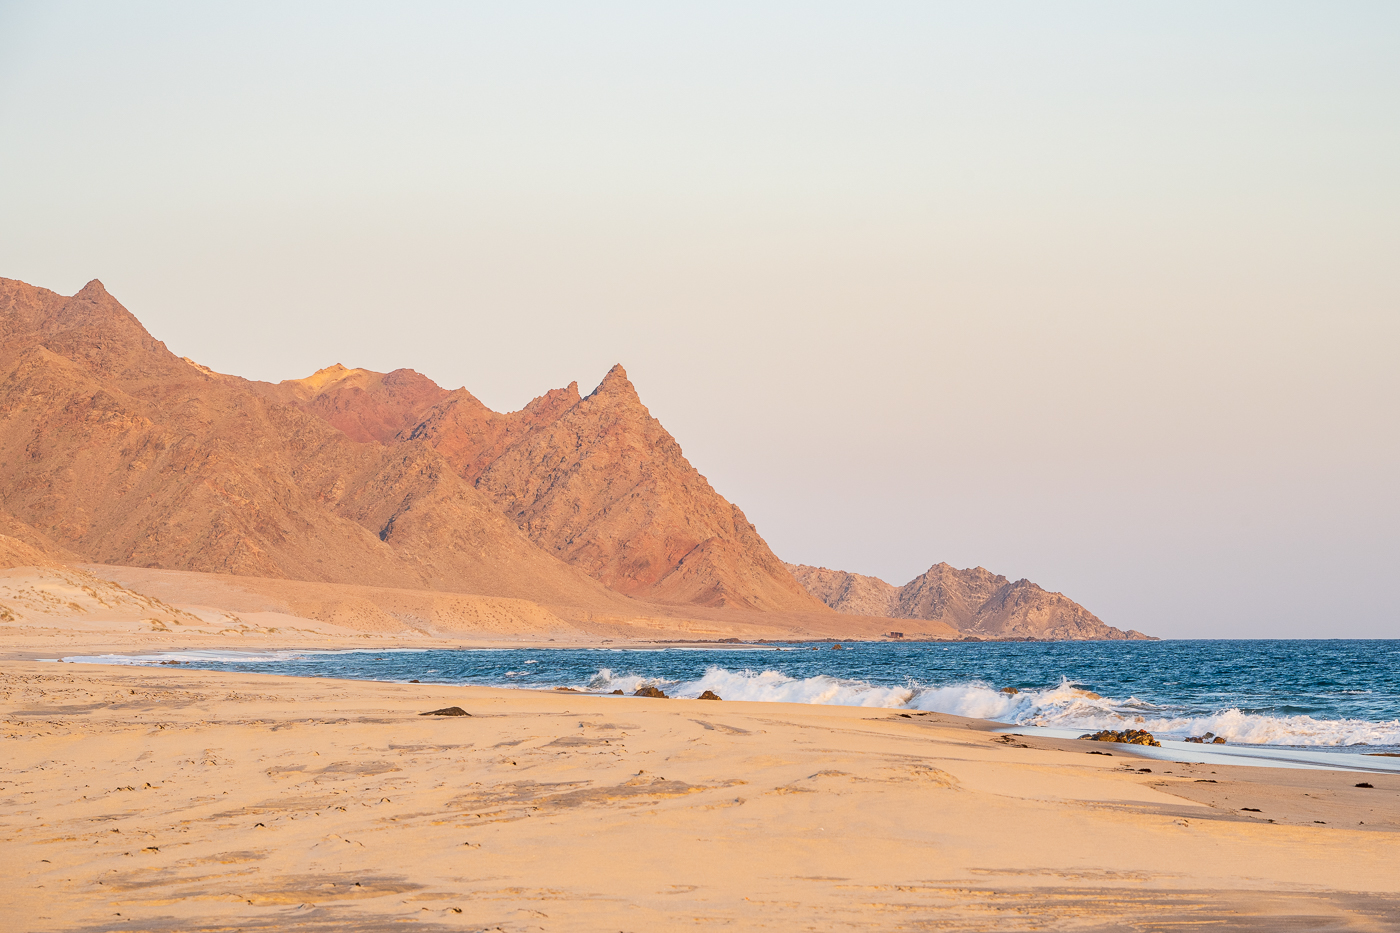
[0,276,1150,640]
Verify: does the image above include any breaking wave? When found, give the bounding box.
[585,666,1400,748]
[589,667,914,707]
[57,647,1400,750]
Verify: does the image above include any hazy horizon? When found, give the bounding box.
[2,2,1396,638]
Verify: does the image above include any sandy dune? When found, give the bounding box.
[2,661,1397,932]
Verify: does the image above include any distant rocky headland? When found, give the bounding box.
[787,563,1151,641]
[0,276,1150,640]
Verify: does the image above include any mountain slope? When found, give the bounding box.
[403,383,581,483]
[0,278,631,610]
[241,352,819,613]
[784,564,898,618]
[470,366,824,611]
[247,364,450,444]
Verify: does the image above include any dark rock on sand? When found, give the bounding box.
[1079,729,1161,747]
[697,690,722,701]
[420,707,470,717]
[611,689,624,695]
[634,685,668,698]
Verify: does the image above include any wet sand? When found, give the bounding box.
[3,660,1399,932]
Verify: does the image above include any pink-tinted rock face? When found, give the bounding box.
[0,277,627,610]
[458,365,823,612]
[0,276,821,615]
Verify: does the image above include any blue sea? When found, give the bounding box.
[64,640,1400,759]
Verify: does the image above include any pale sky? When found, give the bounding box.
[2,2,1397,638]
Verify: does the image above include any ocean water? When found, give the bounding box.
[63,640,1400,757]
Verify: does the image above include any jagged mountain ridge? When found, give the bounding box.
[468,366,821,611]
[0,277,820,614]
[0,278,632,610]
[786,562,1152,640]
[246,354,823,612]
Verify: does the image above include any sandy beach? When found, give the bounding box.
[3,657,1399,932]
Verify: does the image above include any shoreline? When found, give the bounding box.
[21,642,1400,775]
[3,659,1398,931]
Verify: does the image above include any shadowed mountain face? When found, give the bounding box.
[787,562,1152,640]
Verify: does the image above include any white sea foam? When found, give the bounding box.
[581,666,1400,747]
[688,668,914,707]
[56,651,1400,749]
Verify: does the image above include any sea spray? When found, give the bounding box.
[581,667,1400,746]
[61,640,1400,750]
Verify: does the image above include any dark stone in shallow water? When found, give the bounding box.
[634,685,668,698]
[697,690,722,701]
[420,707,470,717]
[999,687,1019,695]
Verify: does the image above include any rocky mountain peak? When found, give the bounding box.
[586,363,642,406]
[74,279,110,300]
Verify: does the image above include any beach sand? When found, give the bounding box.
[3,659,1399,932]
